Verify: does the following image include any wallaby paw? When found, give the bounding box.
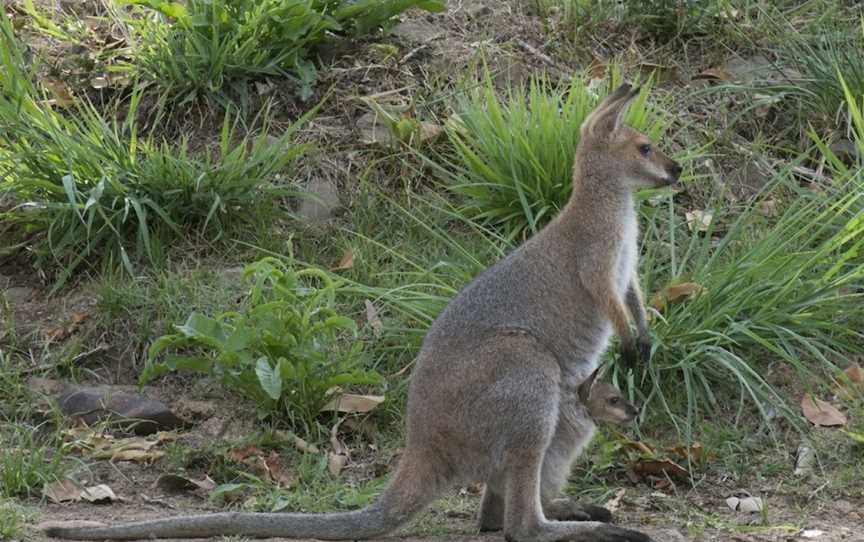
[585,525,654,542]
[619,345,638,370]
[636,336,651,363]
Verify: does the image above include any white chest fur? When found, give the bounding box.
[615,203,638,296]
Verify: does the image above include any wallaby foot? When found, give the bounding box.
[544,498,612,523]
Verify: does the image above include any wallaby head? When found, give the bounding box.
[575,83,682,192]
[577,369,638,425]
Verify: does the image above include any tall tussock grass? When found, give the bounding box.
[0,11,312,289]
[437,70,668,239]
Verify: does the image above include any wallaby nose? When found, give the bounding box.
[670,163,683,180]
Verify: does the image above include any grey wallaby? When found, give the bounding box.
[43,83,681,542]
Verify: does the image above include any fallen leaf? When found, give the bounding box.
[321,393,385,414]
[801,394,846,427]
[275,431,320,454]
[80,484,118,503]
[693,67,733,81]
[328,452,348,476]
[685,210,713,233]
[42,79,75,107]
[794,443,815,476]
[757,199,778,217]
[64,428,176,462]
[801,530,825,539]
[667,442,708,465]
[228,445,264,464]
[419,122,444,143]
[71,312,90,324]
[45,325,72,342]
[638,62,678,83]
[365,300,383,338]
[43,479,82,503]
[263,451,296,488]
[632,458,689,479]
[846,364,864,383]
[726,495,763,513]
[331,248,354,271]
[650,282,705,311]
[328,419,349,476]
[603,488,626,513]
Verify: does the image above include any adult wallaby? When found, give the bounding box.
[43,83,681,542]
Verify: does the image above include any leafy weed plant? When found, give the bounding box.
[142,256,383,438]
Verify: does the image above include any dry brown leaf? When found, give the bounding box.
[328,452,348,476]
[365,300,383,338]
[70,311,90,324]
[694,67,733,81]
[620,439,655,456]
[43,479,82,503]
[42,79,75,107]
[845,364,863,384]
[419,122,444,143]
[685,210,713,232]
[327,419,349,476]
[757,199,778,217]
[667,442,707,464]
[603,488,626,513]
[263,451,297,488]
[650,282,705,311]
[275,431,321,454]
[321,393,385,414]
[111,448,165,462]
[80,484,118,503]
[331,248,355,271]
[45,325,72,342]
[632,458,690,479]
[801,395,846,427]
[227,445,264,464]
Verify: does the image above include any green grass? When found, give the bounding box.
[0,425,66,499]
[0,499,29,540]
[436,69,669,239]
[109,0,445,102]
[0,10,315,289]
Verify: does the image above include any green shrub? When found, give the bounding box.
[141,256,383,437]
[440,70,668,239]
[0,10,313,288]
[119,0,445,101]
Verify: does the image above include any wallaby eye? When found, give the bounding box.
[608,397,620,405]
[638,144,652,157]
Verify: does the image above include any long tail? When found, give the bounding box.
[44,457,441,540]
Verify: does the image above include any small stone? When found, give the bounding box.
[297,177,341,225]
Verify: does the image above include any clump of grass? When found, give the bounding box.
[0,500,28,540]
[438,70,668,239]
[115,0,445,101]
[0,425,66,499]
[0,10,313,288]
[728,6,864,133]
[535,0,736,41]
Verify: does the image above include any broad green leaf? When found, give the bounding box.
[176,312,227,346]
[256,357,282,400]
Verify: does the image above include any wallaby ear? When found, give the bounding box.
[582,83,641,139]
[577,368,600,404]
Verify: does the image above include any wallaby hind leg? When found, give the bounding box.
[478,476,505,532]
[540,400,612,523]
[499,366,652,542]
